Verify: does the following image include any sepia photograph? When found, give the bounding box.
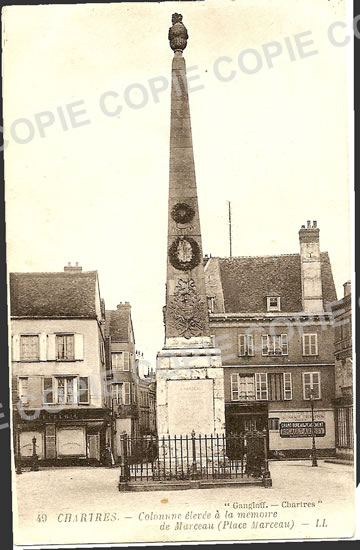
[2,0,356,546]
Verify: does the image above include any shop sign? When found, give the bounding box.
[280,421,326,438]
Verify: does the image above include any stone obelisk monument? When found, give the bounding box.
[156,14,225,437]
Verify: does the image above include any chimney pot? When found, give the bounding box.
[301,225,305,229]
[307,220,311,228]
[64,262,82,273]
[313,220,317,228]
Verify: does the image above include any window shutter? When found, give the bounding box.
[20,378,30,407]
[78,377,89,404]
[124,352,130,371]
[43,377,54,404]
[268,373,283,401]
[39,333,47,361]
[238,334,246,356]
[74,334,84,360]
[47,334,56,360]
[12,335,20,361]
[123,382,131,404]
[281,334,288,355]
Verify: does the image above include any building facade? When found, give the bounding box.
[11,264,109,466]
[136,355,156,437]
[332,281,353,461]
[205,221,338,457]
[105,304,156,463]
[105,303,138,460]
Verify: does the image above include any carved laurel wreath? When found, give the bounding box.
[168,236,201,271]
[171,202,195,225]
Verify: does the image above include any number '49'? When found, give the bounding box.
[37,513,47,522]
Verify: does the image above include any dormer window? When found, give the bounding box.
[267,296,281,312]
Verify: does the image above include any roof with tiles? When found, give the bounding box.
[10,271,99,318]
[210,252,337,313]
[105,304,131,342]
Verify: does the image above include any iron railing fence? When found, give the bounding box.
[336,406,354,449]
[118,430,271,485]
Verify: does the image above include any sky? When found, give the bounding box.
[3,0,352,366]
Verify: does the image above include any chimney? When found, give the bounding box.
[343,280,351,297]
[64,262,82,273]
[298,221,323,312]
[116,302,131,310]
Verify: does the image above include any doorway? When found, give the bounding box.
[87,433,100,461]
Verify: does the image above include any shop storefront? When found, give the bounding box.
[268,408,335,458]
[14,409,110,466]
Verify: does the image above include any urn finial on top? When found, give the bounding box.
[168,13,188,53]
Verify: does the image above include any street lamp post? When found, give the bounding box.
[309,389,318,467]
[16,427,22,475]
[30,436,39,472]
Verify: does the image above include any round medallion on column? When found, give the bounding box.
[171,202,195,224]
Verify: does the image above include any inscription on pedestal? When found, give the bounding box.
[167,379,214,435]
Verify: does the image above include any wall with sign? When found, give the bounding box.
[269,409,335,450]
[56,426,86,457]
[280,421,326,437]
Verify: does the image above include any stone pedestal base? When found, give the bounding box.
[156,337,225,437]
